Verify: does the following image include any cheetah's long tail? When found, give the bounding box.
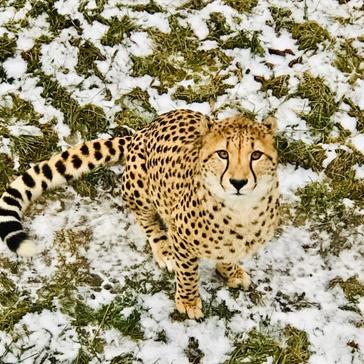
[0,136,131,256]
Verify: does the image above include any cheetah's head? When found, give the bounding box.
[200,115,278,206]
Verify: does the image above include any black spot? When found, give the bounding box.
[80,144,89,155]
[0,208,21,220]
[65,174,73,181]
[6,188,22,200]
[95,151,102,160]
[34,165,40,174]
[3,196,21,209]
[137,180,144,188]
[88,163,95,170]
[61,150,69,160]
[42,181,48,190]
[55,160,66,175]
[6,231,28,252]
[72,155,82,169]
[42,164,53,181]
[105,140,116,155]
[22,172,35,188]
[0,221,23,240]
[93,141,101,150]
[105,156,111,162]
[26,190,32,201]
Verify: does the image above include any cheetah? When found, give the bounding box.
[0,109,279,319]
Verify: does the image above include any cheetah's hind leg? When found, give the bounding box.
[216,262,251,289]
[134,211,174,272]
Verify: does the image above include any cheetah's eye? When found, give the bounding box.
[216,150,229,160]
[251,151,263,160]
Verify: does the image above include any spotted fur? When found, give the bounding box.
[0,110,279,319]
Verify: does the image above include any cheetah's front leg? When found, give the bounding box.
[133,211,174,272]
[216,262,251,289]
[172,236,203,319]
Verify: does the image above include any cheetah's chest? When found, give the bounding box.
[178,187,279,262]
[203,207,277,261]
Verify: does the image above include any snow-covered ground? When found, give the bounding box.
[0,0,363,363]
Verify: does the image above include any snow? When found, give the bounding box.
[351,134,364,154]
[278,164,322,202]
[3,55,27,79]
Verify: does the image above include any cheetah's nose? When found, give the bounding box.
[229,178,248,192]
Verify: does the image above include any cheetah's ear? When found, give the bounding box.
[262,116,277,134]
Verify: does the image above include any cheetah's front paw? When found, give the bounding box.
[176,297,203,319]
[226,267,251,289]
[153,248,174,272]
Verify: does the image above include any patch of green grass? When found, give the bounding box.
[113,108,151,131]
[185,337,205,364]
[9,129,60,172]
[276,135,326,172]
[132,16,231,93]
[223,0,258,14]
[173,75,231,104]
[76,104,109,138]
[325,149,364,200]
[28,0,79,36]
[110,353,140,364]
[268,7,331,51]
[0,273,18,307]
[0,93,41,126]
[206,12,232,41]
[222,30,264,55]
[0,33,17,63]
[10,0,27,9]
[38,74,109,139]
[334,39,363,84]
[128,0,165,13]
[343,97,364,133]
[275,291,321,312]
[0,298,42,332]
[116,87,155,114]
[0,154,13,194]
[78,0,108,24]
[296,179,364,255]
[329,276,364,304]
[227,326,311,364]
[260,75,290,98]
[101,16,138,47]
[291,21,331,51]
[72,166,118,198]
[96,299,144,340]
[114,87,156,130]
[212,103,258,120]
[268,6,294,34]
[178,0,212,10]
[75,40,106,79]
[295,72,338,138]
[21,36,52,74]
[124,269,175,299]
